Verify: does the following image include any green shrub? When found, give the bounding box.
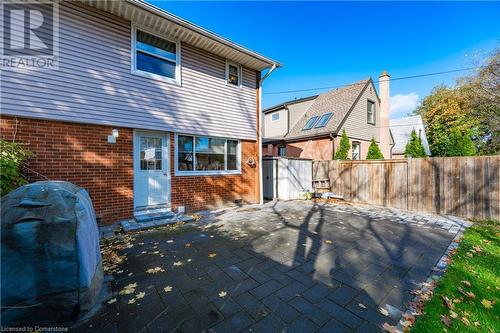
[1,140,33,196]
[366,137,384,160]
[334,129,350,160]
[404,129,428,158]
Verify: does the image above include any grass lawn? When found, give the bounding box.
[411,219,499,333]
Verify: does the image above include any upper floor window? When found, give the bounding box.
[226,61,241,86]
[132,27,180,83]
[302,116,319,130]
[271,113,280,121]
[367,100,375,125]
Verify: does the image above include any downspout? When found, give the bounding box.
[258,63,277,205]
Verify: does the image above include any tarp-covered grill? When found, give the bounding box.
[1,181,103,325]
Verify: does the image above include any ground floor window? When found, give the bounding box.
[176,134,240,175]
[278,145,287,156]
[352,142,360,160]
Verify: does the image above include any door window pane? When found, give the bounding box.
[195,137,225,171]
[177,135,194,171]
[140,137,162,170]
[227,140,238,170]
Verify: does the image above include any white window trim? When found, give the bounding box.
[271,112,280,122]
[174,133,241,176]
[131,24,181,85]
[225,60,242,88]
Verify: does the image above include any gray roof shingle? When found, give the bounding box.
[282,79,370,141]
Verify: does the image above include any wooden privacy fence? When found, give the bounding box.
[313,156,500,220]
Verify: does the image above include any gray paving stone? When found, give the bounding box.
[317,298,364,329]
[285,316,319,333]
[328,285,361,306]
[211,311,254,333]
[275,282,309,301]
[262,296,301,323]
[250,280,283,300]
[318,318,352,333]
[289,297,330,326]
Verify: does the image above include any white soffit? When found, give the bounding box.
[81,0,282,71]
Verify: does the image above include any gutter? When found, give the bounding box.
[258,64,278,205]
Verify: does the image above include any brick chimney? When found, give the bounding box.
[379,70,391,158]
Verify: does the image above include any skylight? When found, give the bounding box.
[315,113,333,128]
[302,116,319,130]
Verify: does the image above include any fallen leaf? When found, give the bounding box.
[208,253,217,258]
[481,299,493,309]
[441,315,452,327]
[146,267,165,274]
[461,317,471,326]
[173,261,183,266]
[442,296,454,309]
[218,291,227,297]
[119,283,138,295]
[449,310,458,319]
[382,322,399,333]
[324,240,333,245]
[136,292,145,299]
[164,286,173,293]
[379,307,389,316]
[461,280,471,287]
[107,298,117,304]
[358,303,367,309]
[128,298,136,304]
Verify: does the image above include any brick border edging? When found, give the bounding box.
[393,224,470,332]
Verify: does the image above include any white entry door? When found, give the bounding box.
[133,130,170,209]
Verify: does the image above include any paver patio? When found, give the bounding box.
[72,200,469,333]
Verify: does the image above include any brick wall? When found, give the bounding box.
[265,138,334,160]
[0,116,134,224]
[1,116,259,224]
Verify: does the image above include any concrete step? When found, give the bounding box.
[134,211,176,223]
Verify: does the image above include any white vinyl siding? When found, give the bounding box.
[339,82,380,142]
[0,2,258,141]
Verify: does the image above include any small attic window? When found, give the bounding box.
[302,116,319,130]
[315,113,333,128]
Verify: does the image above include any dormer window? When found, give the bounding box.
[132,26,180,83]
[226,61,241,86]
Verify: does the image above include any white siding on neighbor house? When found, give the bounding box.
[339,82,380,142]
[263,108,288,138]
[0,2,258,140]
[288,99,315,130]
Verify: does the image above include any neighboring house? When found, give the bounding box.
[263,72,393,160]
[0,1,280,224]
[390,115,431,158]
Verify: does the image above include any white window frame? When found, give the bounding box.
[226,60,242,88]
[131,25,181,85]
[174,133,241,176]
[367,100,376,125]
[271,113,280,122]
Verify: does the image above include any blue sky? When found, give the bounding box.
[151,1,499,118]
